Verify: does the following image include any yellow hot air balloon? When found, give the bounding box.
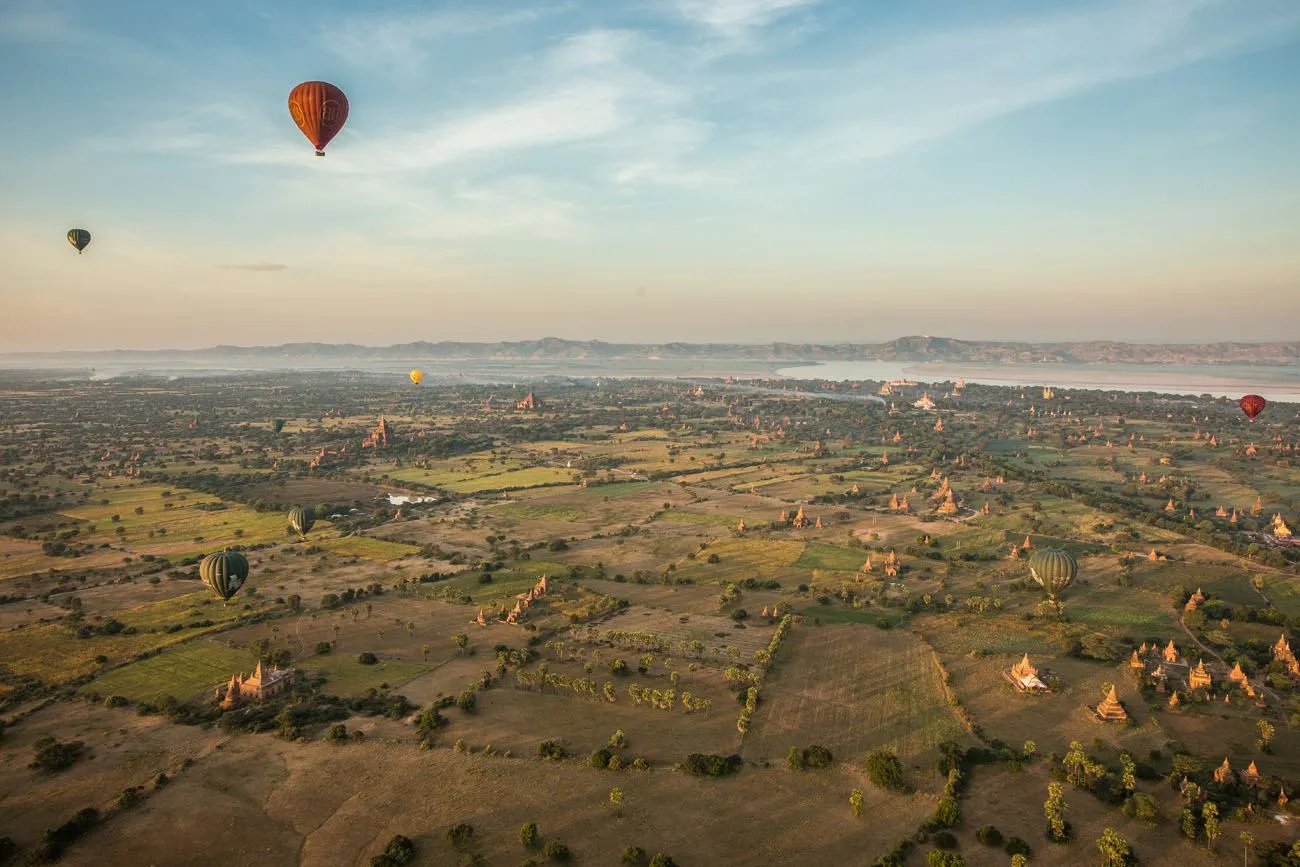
[409,370,425,386]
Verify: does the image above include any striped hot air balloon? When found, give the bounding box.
[288,505,316,539]
[1027,548,1077,597]
[199,549,249,601]
[288,81,348,157]
[67,229,91,253]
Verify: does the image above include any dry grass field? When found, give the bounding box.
[743,624,969,771]
[55,735,934,867]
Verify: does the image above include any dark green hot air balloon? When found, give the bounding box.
[199,549,249,601]
[272,419,286,433]
[288,505,316,539]
[67,229,91,254]
[1027,548,1077,597]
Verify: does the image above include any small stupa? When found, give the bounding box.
[1094,686,1128,722]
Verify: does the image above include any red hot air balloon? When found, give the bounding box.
[288,81,349,157]
[1239,394,1266,422]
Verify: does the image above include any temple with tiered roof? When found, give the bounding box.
[1094,686,1127,722]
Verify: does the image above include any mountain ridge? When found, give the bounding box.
[4,336,1299,365]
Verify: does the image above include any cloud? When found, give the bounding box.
[669,0,825,38]
[320,6,565,69]
[792,0,1300,166]
[220,263,288,272]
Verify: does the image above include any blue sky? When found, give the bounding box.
[2,0,1298,350]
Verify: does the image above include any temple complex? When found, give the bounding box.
[216,662,296,711]
[506,574,552,624]
[1094,686,1128,722]
[1213,758,1235,786]
[1188,660,1212,691]
[515,392,541,411]
[1184,587,1206,612]
[790,505,809,529]
[1006,654,1048,692]
[361,417,392,449]
[913,392,935,411]
[1274,633,1300,676]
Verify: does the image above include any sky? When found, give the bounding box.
[2,0,1299,351]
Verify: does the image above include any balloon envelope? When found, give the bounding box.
[1239,394,1266,422]
[288,505,316,538]
[199,550,249,601]
[67,229,91,253]
[288,81,348,156]
[1027,548,1077,596]
[272,419,286,433]
[409,370,425,386]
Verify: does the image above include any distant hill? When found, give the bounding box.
[4,336,1300,365]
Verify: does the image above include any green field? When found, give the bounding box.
[305,653,428,695]
[795,542,869,572]
[80,641,253,703]
[320,536,422,562]
[59,483,292,559]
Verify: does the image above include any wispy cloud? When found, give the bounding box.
[220,263,288,272]
[669,0,825,39]
[320,6,565,69]
[791,0,1300,166]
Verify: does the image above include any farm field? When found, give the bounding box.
[743,625,969,772]
[0,372,1297,867]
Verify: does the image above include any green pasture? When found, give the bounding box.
[320,536,422,562]
[80,641,252,703]
[305,653,428,696]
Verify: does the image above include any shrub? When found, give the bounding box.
[683,753,743,778]
[315,641,333,655]
[445,823,474,851]
[975,825,1002,846]
[371,834,416,866]
[520,822,539,848]
[866,749,904,790]
[649,855,676,867]
[543,840,571,861]
[358,652,379,665]
[537,740,567,760]
[456,691,477,713]
[30,737,87,774]
[803,745,833,768]
[1004,837,1032,858]
[622,845,646,864]
[932,831,957,849]
[589,748,613,769]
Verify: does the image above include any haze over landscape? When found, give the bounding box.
[3,0,1300,351]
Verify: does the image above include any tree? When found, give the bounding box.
[1022,740,1036,761]
[520,822,539,848]
[1011,857,1027,867]
[648,855,676,867]
[454,633,469,655]
[787,746,806,770]
[1064,740,1089,788]
[1256,719,1275,752]
[622,846,646,865]
[1097,828,1130,867]
[866,749,904,790]
[1202,802,1220,851]
[1240,831,1254,867]
[609,787,624,817]
[849,788,864,818]
[1120,753,1136,795]
[926,853,965,867]
[1044,782,1069,843]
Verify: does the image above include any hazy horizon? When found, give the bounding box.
[3,0,1299,352]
